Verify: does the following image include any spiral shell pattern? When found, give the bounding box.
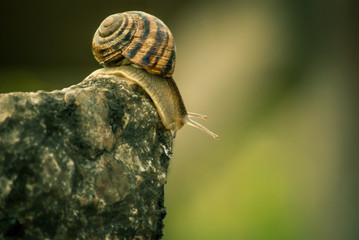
[92,11,176,77]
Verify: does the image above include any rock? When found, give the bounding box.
[0,72,173,239]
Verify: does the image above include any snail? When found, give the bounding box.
[91,11,219,139]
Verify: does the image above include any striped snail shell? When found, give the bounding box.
[92,11,176,77]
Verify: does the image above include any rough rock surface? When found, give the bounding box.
[0,72,173,239]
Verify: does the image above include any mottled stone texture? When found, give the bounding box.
[0,73,173,239]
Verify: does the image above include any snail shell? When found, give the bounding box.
[92,11,176,77]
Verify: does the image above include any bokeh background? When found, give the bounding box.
[1,0,357,239]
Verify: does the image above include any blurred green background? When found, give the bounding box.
[1,0,357,239]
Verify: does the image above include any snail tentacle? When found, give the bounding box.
[184,116,219,139]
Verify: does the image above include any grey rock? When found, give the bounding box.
[0,72,173,239]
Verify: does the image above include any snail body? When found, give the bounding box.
[92,11,219,139]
